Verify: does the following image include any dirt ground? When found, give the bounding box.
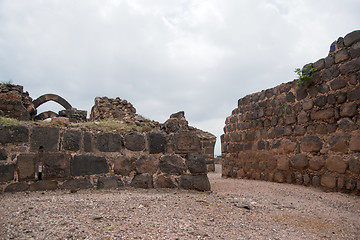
[1,165,359,240]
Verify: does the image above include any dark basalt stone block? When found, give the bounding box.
[71,155,108,176]
[0,164,14,182]
[147,131,166,154]
[0,125,29,144]
[30,126,59,152]
[186,154,207,174]
[63,130,81,151]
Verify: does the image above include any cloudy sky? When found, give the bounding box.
[0,0,359,155]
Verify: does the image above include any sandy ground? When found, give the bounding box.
[0,165,359,240]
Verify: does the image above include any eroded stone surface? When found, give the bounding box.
[180,174,210,191]
[71,155,108,176]
[159,154,187,175]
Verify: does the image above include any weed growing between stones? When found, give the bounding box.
[295,64,316,87]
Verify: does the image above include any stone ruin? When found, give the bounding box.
[0,85,216,192]
[222,30,360,194]
[3,30,359,195]
[0,85,87,123]
[0,84,35,121]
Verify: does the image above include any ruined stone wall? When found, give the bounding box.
[0,85,35,121]
[221,30,360,193]
[0,124,212,192]
[90,97,137,121]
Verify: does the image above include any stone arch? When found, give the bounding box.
[33,94,72,110]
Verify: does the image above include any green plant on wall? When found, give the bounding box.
[295,64,316,87]
[0,79,13,86]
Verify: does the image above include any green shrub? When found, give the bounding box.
[295,64,316,87]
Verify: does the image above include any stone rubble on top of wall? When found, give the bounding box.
[0,84,35,120]
[221,30,360,194]
[89,96,162,130]
[162,111,216,172]
[89,98,217,169]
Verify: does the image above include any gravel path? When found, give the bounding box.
[1,165,359,240]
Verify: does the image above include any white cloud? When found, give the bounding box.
[0,0,359,155]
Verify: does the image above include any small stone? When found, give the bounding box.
[313,59,325,71]
[334,50,349,63]
[301,136,323,152]
[273,171,284,183]
[340,102,358,117]
[303,174,310,186]
[328,134,349,153]
[312,176,320,187]
[340,58,360,74]
[234,203,251,210]
[309,156,325,171]
[277,157,289,170]
[297,111,308,124]
[349,134,360,152]
[294,125,306,136]
[345,178,356,190]
[327,94,336,105]
[290,154,309,170]
[311,108,334,120]
[321,174,336,189]
[286,92,295,102]
[302,99,313,110]
[92,216,103,221]
[314,96,327,107]
[338,118,357,132]
[318,83,330,93]
[344,30,360,46]
[337,177,345,189]
[347,86,360,101]
[349,157,360,174]
[336,92,347,104]
[326,155,348,173]
[281,139,296,154]
[296,88,308,101]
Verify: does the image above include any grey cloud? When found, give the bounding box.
[0,0,359,155]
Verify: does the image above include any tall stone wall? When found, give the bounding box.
[0,124,212,192]
[221,30,360,193]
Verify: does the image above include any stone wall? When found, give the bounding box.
[0,89,216,193]
[221,30,360,194]
[163,111,216,171]
[90,97,137,121]
[0,84,35,121]
[0,124,212,192]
